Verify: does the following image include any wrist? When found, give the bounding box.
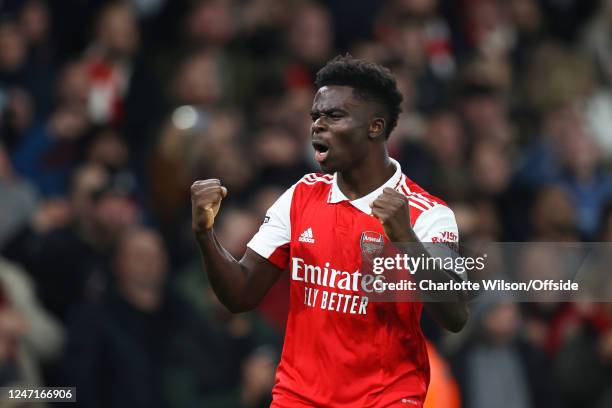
[390,227,416,243]
[195,227,214,243]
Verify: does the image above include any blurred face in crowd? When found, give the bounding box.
[461,91,509,143]
[48,105,89,140]
[187,0,235,46]
[115,229,168,312]
[251,186,283,218]
[207,144,253,191]
[4,88,33,134]
[518,246,567,304]
[395,23,426,69]
[288,3,332,65]
[57,61,90,106]
[310,85,381,174]
[393,0,437,17]
[470,141,510,195]
[510,0,542,34]
[70,164,108,223]
[482,301,519,346]
[453,199,501,242]
[254,127,301,167]
[0,144,13,180]
[557,112,599,179]
[425,112,465,166]
[467,0,511,56]
[530,186,577,241]
[93,192,139,242]
[71,164,138,244]
[96,3,139,58]
[174,52,221,106]
[87,129,129,170]
[0,21,26,71]
[20,0,51,45]
[216,209,260,258]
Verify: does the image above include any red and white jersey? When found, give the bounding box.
[247,158,458,407]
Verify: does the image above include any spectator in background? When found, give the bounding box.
[83,1,139,125]
[149,51,223,224]
[552,205,612,407]
[0,143,38,249]
[0,17,36,151]
[5,164,139,320]
[184,0,236,52]
[81,0,165,175]
[401,109,469,200]
[0,258,63,389]
[60,225,279,408]
[458,59,513,148]
[583,0,612,87]
[528,186,578,242]
[62,227,176,408]
[55,60,90,109]
[451,297,563,408]
[508,0,546,71]
[251,125,310,188]
[10,104,89,196]
[285,1,333,73]
[555,301,612,408]
[554,108,612,238]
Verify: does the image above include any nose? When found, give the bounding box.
[311,117,326,134]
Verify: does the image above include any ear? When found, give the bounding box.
[369,118,386,140]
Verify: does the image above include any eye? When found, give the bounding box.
[310,112,320,121]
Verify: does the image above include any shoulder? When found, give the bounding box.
[296,173,334,187]
[291,173,334,201]
[397,174,458,242]
[397,175,452,216]
[266,173,333,215]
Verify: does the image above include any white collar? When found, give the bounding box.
[327,157,403,214]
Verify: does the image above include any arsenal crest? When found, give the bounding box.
[360,231,385,262]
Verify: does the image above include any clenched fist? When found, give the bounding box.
[370,187,412,242]
[191,179,228,235]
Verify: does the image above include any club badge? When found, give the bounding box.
[360,231,385,262]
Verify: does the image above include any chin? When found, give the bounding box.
[318,162,335,174]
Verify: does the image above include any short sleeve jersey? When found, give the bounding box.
[247,158,459,407]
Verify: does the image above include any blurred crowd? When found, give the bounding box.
[0,0,611,407]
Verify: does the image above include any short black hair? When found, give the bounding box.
[315,55,403,139]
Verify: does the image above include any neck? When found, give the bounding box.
[337,148,395,200]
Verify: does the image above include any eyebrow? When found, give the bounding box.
[310,107,348,115]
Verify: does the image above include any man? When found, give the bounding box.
[191,56,468,407]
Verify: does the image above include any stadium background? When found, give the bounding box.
[0,0,611,407]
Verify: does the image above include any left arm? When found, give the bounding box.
[370,188,468,333]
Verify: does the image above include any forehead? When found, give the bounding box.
[312,85,364,110]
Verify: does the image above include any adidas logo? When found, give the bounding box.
[298,227,315,243]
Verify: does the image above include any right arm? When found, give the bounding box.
[191,179,284,313]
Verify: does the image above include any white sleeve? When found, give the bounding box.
[246,184,295,263]
[412,205,459,243]
[412,205,465,280]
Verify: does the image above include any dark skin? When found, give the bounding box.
[191,85,468,331]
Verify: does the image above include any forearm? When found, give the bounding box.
[196,229,253,312]
[394,230,468,332]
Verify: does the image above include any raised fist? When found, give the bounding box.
[191,179,228,235]
[370,187,412,242]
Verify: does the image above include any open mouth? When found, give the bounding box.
[312,140,329,163]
